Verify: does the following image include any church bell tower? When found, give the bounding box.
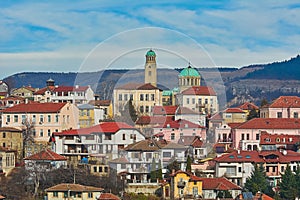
[144,49,157,86]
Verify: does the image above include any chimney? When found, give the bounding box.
[25,98,28,104]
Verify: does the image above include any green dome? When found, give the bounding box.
[179,66,200,77]
[146,49,156,57]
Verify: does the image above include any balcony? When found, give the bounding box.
[218,139,232,143]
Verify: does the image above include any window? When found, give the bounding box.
[121,164,126,169]
[123,134,126,140]
[171,133,175,140]
[193,187,198,196]
[6,115,10,123]
[40,115,44,123]
[246,134,250,140]
[93,166,97,172]
[88,192,93,198]
[151,94,155,101]
[104,133,111,140]
[186,98,190,104]
[225,114,232,118]
[118,94,122,101]
[294,112,299,118]
[40,129,43,137]
[2,133,5,138]
[124,94,128,101]
[140,94,144,101]
[198,98,202,105]
[140,106,144,113]
[55,115,59,123]
[226,167,236,176]
[99,166,103,172]
[192,98,195,104]
[47,115,51,123]
[145,106,149,113]
[256,134,260,140]
[33,129,36,137]
[104,166,108,172]
[22,115,26,123]
[145,94,149,101]
[163,152,172,157]
[277,112,282,118]
[14,115,18,123]
[53,191,58,197]
[205,98,208,104]
[32,115,36,123]
[130,94,133,100]
[238,167,242,172]
[47,129,51,136]
[64,192,68,198]
[241,134,245,140]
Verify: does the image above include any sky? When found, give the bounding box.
[1,0,300,79]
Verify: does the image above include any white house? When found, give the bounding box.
[53,122,145,164]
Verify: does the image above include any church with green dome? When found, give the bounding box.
[178,64,201,92]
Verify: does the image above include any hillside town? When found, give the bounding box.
[0,50,300,200]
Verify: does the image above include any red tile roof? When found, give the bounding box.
[45,183,104,192]
[24,149,67,161]
[89,100,111,106]
[214,150,300,163]
[153,105,178,115]
[98,193,120,200]
[53,85,89,93]
[268,96,300,108]
[135,116,173,126]
[224,108,246,113]
[154,119,205,129]
[0,127,22,132]
[209,112,223,121]
[260,131,300,145]
[227,123,243,128]
[181,86,216,96]
[33,86,55,95]
[54,122,135,136]
[200,177,241,190]
[176,106,200,115]
[239,102,259,110]
[1,102,67,113]
[178,136,203,147]
[214,150,264,163]
[115,83,161,90]
[124,139,169,151]
[236,118,300,129]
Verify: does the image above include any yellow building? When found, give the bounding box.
[89,100,114,120]
[45,183,103,200]
[163,170,203,199]
[113,83,162,117]
[222,108,247,123]
[78,104,95,128]
[0,127,23,162]
[11,85,37,100]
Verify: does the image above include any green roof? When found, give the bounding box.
[146,49,156,56]
[162,90,173,96]
[179,66,200,77]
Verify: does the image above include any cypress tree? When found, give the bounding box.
[279,165,297,200]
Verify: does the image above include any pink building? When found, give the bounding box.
[153,119,206,143]
[260,96,300,118]
[231,118,300,150]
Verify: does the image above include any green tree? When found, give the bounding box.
[244,164,269,195]
[156,159,163,181]
[247,108,259,120]
[186,155,192,172]
[165,158,180,178]
[150,157,157,182]
[119,99,138,125]
[260,98,269,107]
[279,165,297,200]
[217,190,232,198]
[295,165,300,197]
